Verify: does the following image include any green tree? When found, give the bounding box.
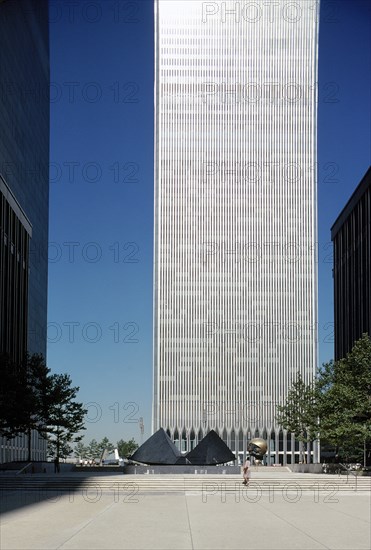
[74,440,88,460]
[97,437,115,461]
[86,439,100,461]
[47,439,73,460]
[0,353,50,460]
[276,335,371,464]
[316,334,371,463]
[117,438,138,458]
[275,373,317,463]
[42,373,86,462]
[0,354,87,462]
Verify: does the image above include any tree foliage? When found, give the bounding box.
[74,437,115,462]
[117,438,138,458]
[97,437,115,457]
[86,438,100,459]
[0,353,86,461]
[47,440,73,460]
[0,353,51,460]
[316,333,371,456]
[75,437,138,461]
[42,373,87,460]
[275,373,317,461]
[276,334,371,462]
[0,354,49,438]
[74,441,88,459]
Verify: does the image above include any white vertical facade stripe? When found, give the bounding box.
[153,0,320,463]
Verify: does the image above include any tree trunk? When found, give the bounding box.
[27,427,32,462]
[364,439,366,468]
[299,433,306,463]
[56,428,60,462]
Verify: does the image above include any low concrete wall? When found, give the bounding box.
[45,462,76,474]
[125,465,241,475]
[0,462,76,474]
[289,464,371,476]
[29,462,75,474]
[288,464,323,474]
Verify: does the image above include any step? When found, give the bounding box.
[1,475,370,493]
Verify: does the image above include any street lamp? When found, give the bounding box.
[139,417,144,445]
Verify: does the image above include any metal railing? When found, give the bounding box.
[16,463,32,476]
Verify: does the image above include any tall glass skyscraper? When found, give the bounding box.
[153,0,320,464]
[0,0,49,462]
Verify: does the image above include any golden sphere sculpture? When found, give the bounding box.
[247,438,268,459]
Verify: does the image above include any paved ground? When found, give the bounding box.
[1,474,370,549]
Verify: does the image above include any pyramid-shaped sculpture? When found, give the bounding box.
[129,428,181,465]
[186,430,236,465]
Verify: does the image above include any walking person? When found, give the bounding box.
[242,458,251,486]
[54,456,60,474]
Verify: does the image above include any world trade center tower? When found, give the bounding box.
[153,0,320,464]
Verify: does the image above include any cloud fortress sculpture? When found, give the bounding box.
[129,430,268,466]
[129,429,235,466]
[128,428,181,465]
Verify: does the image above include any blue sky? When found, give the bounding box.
[48,0,371,446]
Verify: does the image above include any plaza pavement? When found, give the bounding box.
[1,470,370,550]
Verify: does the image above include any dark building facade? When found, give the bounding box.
[0,176,32,364]
[331,167,371,360]
[0,0,49,462]
[0,0,49,357]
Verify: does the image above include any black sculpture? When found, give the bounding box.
[186,430,235,465]
[129,428,181,465]
[129,428,235,466]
